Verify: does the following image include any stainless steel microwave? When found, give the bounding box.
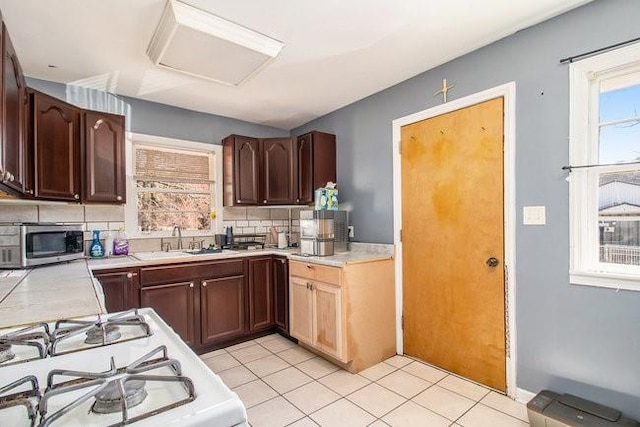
[0,223,85,268]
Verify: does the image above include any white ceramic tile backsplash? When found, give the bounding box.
[0,203,303,253]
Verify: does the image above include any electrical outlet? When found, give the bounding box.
[348,226,355,238]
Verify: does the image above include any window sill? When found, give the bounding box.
[570,270,640,292]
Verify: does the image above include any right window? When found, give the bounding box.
[569,43,640,290]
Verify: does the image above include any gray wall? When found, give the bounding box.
[26,77,288,143]
[294,0,640,419]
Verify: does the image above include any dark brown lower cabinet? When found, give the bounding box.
[273,256,289,333]
[93,269,139,313]
[201,275,245,345]
[248,257,274,332]
[94,255,290,351]
[140,281,195,346]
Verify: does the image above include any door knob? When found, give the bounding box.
[486,257,499,268]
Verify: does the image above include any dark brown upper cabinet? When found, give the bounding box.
[296,131,336,204]
[223,131,335,206]
[223,135,260,206]
[83,111,126,203]
[26,89,126,204]
[31,90,82,202]
[262,137,295,205]
[0,22,27,195]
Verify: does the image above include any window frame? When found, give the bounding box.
[124,133,222,238]
[569,42,640,291]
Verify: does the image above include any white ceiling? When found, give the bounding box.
[0,0,591,129]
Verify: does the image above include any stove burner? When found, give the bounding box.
[0,342,16,364]
[84,324,122,345]
[92,379,148,414]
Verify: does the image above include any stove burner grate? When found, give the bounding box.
[0,375,40,427]
[50,309,151,356]
[0,323,50,366]
[39,345,195,426]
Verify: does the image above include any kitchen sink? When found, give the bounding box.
[132,249,239,261]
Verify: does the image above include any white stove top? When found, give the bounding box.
[0,308,248,427]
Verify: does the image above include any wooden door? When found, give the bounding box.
[33,91,81,201]
[289,276,313,345]
[313,282,342,360]
[401,97,506,391]
[1,24,26,194]
[141,281,195,346]
[262,137,295,204]
[200,275,245,345]
[94,270,139,313]
[273,256,289,332]
[248,257,274,331]
[234,136,260,204]
[83,111,125,203]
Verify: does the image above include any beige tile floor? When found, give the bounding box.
[200,333,529,427]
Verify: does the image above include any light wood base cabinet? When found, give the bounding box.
[289,258,395,373]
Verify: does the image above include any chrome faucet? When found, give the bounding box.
[172,225,183,250]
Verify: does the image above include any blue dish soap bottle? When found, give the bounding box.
[89,230,104,258]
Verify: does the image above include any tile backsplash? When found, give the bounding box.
[0,203,124,232]
[0,203,305,253]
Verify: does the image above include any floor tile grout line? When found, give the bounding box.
[343,387,408,420]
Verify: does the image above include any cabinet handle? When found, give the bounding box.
[189,282,194,288]
[309,283,314,291]
[306,264,313,269]
[280,259,286,264]
[74,194,80,200]
[263,200,267,204]
[116,195,122,201]
[296,198,300,203]
[26,189,34,195]
[126,273,133,279]
[237,199,241,203]
[202,281,207,287]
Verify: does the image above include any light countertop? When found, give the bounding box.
[0,243,393,329]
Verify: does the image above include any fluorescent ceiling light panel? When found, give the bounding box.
[147,0,284,86]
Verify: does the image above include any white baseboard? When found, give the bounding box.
[516,388,536,404]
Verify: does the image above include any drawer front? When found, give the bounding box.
[141,259,245,286]
[290,261,341,285]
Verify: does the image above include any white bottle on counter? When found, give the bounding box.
[104,231,114,257]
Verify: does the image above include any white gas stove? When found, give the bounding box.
[0,308,248,427]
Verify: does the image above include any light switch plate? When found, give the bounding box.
[348,226,354,238]
[523,206,546,225]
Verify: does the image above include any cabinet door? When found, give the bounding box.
[273,257,289,332]
[94,270,139,313]
[234,136,260,204]
[200,275,245,346]
[1,24,26,194]
[262,138,294,204]
[83,111,125,203]
[313,282,343,361]
[296,133,314,204]
[141,281,195,346]
[248,257,274,331]
[289,276,313,345]
[33,91,81,201]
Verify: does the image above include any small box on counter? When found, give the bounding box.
[314,183,338,211]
